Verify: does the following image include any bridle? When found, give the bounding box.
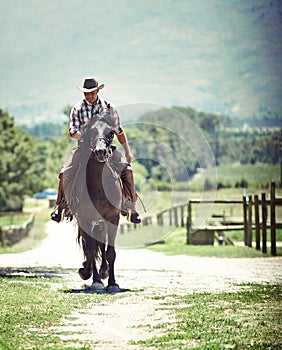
[90,135,113,163]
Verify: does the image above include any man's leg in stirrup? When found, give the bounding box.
[50,173,72,223]
[121,166,141,224]
[51,147,84,223]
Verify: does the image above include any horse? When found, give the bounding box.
[70,114,123,292]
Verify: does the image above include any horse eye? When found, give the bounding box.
[106,131,114,142]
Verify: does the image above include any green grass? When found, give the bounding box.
[0,198,52,254]
[0,212,48,254]
[131,284,282,349]
[0,213,31,227]
[1,278,281,349]
[227,228,282,242]
[190,163,280,191]
[0,276,104,350]
[137,187,191,215]
[144,227,282,257]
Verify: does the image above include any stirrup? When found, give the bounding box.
[50,199,72,223]
[51,206,65,223]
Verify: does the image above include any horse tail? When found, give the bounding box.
[77,221,107,274]
[77,226,82,247]
[77,225,102,262]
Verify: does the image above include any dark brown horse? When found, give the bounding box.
[71,114,123,292]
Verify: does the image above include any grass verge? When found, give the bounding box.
[131,283,282,349]
[0,213,31,227]
[0,218,46,254]
[144,227,282,257]
[0,276,104,350]
[0,208,50,254]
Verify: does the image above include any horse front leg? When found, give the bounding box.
[99,242,109,280]
[78,227,93,281]
[105,219,120,292]
[106,245,120,292]
[91,257,105,291]
[78,228,105,291]
[90,240,107,291]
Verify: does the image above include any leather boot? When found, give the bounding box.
[121,167,141,224]
[50,174,72,223]
[50,199,72,223]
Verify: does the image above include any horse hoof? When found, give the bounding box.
[107,284,120,293]
[78,268,92,280]
[90,282,105,291]
[99,265,109,280]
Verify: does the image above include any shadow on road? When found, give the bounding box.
[0,266,73,279]
[64,286,141,295]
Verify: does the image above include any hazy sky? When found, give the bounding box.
[0,0,281,120]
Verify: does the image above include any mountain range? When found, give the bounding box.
[0,0,281,125]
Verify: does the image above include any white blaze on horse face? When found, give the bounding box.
[94,138,108,162]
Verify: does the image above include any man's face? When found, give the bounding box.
[84,89,99,104]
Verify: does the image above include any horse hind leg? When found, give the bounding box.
[91,268,105,291]
[90,223,107,291]
[78,228,93,280]
[91,221,109,280]
[90,240,106,291]
[98,242,109,280]
[78,250,94,281]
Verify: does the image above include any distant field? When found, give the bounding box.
[190,163,279,190]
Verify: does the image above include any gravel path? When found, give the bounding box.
[0,221,281,348]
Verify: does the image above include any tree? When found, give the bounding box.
[42,106,75,188]
[0,109,46,211]
[43,125,74,188]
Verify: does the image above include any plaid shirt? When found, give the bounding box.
[69,97,123,136]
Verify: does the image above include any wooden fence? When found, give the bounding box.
[119,182,281,255]
[243,182,281,256]
[186,199,244,246]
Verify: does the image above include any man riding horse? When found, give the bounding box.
[51,77,141,224]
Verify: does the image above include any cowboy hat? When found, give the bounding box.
[77,77,105,93]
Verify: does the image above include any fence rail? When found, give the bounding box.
[119,182,281,255]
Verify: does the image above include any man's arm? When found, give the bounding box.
[69,104,83,140]
[110,104,134,163]
[116,130,134,163]
[71,131,82,141]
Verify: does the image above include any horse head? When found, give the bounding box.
[82,115,114,163]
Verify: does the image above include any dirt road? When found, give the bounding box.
[0,221,281,348]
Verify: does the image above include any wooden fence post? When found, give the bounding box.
[0,227,4,247]
[186,202,192,244]
[180,205,184,227]
[254,194,260,250]
[243,195,248,245]
[173,206,178,226]
[246,195,253,247]
[270,182,277,256]
[157,212,163,226]
[261,192,267,254]
[169,209,172,226]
